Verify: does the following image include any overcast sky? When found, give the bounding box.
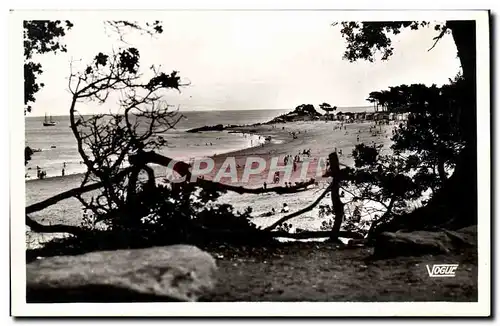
[28,11,461,116]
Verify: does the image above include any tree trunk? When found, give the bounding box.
[328,152,345,241]
[374,21,478,234]
[121,165,141,228]
[437,158,447,184]
[428,20,477,228]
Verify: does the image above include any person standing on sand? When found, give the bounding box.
[274,171,280,183]
[62,168,65,177]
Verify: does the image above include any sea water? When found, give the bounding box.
[25,109,289,180]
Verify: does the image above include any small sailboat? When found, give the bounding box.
[43,113,56,127]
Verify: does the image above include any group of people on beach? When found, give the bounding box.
[282,149,312,173]
[36,166,47,179]
[35,162,67,179]
[333,123,347,131]
[369,124,389,139]
[258,203,290,217]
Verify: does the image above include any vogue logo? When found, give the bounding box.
[426,264,459,277]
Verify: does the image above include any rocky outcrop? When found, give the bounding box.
[186,124,225,133]
[268,104,322,123]
[27,245,217,302]
[373,225,477,258]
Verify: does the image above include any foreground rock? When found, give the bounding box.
[27,245,217,302]
[373,225,477,258]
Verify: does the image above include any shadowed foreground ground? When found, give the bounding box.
[26,242,478,303]
[201,243,477,302]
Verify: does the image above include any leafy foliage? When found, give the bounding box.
[122,181,261,241]
[336,19,477,233]
[389,77,465,187]
[23,20,73,59]
[104,20,164,42]
[23,20,165,114]
[344,144,424,214]
[67,46,185,226]
[335,77,465,235]
[319,102,336,112]
[24,19,275,252]
[23,20,164,165]
[69,180,264,250]
[23,20,73,113]
[66,45,270,247]
[338,21,452,62]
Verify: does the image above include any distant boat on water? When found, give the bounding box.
[43,113,56,127]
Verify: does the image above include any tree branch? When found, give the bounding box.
[26,168,132,215]
[132,151,316,194]
[269,229,363,239]
[366,194,397,239]
[25,215,86,235]
[328,152,345,240]
[263,184,332,231]
[427,26,449,52]
[26,150,314,220]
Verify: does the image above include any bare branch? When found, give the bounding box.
[131,150,316,194]
[25,150,314,219]
[26,215,86,236]
[269,229,363,240]
[428,26,449,52]
[26,167,132,215]
[263,184,332,231]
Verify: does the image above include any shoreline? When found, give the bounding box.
[25,129,269,184]
[25,120,396,249]
[26,119,394,208]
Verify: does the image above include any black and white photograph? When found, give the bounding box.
[9,7,491,317]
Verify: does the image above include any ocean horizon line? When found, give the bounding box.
[25,105,374,118]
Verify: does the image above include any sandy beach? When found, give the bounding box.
[26,120,396,248]
[213,121,395,231]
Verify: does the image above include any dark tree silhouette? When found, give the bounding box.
[319,102,337,113]
[23,21,74,165]
[24,20,165,114]
[25,35,318,243]
[65,47,187,229]
[23,20,164,165]
[24,20,74,114]
[339,21,477,231]
[391,78,465,186]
